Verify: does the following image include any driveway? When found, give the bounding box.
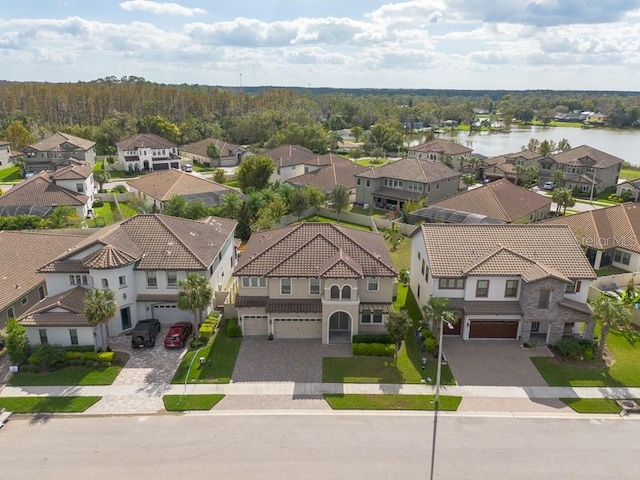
[443,337,554,387]
[232,337,351,383]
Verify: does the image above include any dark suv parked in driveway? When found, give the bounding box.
[131,319,161,348]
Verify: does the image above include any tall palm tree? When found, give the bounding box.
[422,297,458,343]
[94,169,111,191]
[84,288,117,351]
[220,192,242,219]
[163,195,188,218]
[591,292,632,359]
[177,273,213,339]
[47,205,79,228]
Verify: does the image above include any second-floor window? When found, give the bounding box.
[538,290,551,309]
[76,183,84,193]
[70,275,89,285]
[146,271,157,288]
[281,278,291,295]
[439,278,465,289]
[309,278,320,295]
[383,178,404,189]
[505,280,519,298]
[367,277,379,291]
[242,277,267,288]
[613,250,631,266]
[565,281,582,294]
[167,271,178,288]
[475,280,489,298]
[101,278,109,288]
[342,285,351,300]
[330,285,340,299]
[118,275,127,288]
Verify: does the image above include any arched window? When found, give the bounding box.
[330,285,340,299]
[342,285,351,300]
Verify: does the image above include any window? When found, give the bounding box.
[76,183,84,193]
[167,271,178,288]
[475,280,490,298]
[565,281,582,294]
[505,280,519,298]
[69,329,79,346]
[7,307,15,320]
[69,275,89,285]
[367,277,379,291]
[417,252,421,260]
[309,278,320,295]
[531,321,540,333]
[330,285,340,299]
[101,278,109,288]
[118,275,127,288]
[438,278,465,289]
[424,265,429,281]
[146,271,157,288]
[361,310,383,324]
[21,296,28,306]
[39,329,48,345]
[421,259,425,275]
[342,285,351,300]
[613,249,631,266]
[242,277,267,288]
[366,179,370,187]
[538,290,551,309]
[281,278,291,295]
[357,178,361,186]
[38,285,46,300]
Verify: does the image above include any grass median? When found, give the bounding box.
[560,398,623,414]
[8,366,122,386]
[163,394,224,411]
[324,394,461,411]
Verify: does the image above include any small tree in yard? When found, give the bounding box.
[330,184,350,223]
[213,168,226,184]
[6,317,30,365]
[422,297,458,345]
[94,169,111,191]
[206,142,220,160]
[289,188,309,220]
[386,311,411,363]
[306,185,326,213]
[591,292,632,359]
[384,223,404,251]
[84,288,117,352]
[177,273,213,339]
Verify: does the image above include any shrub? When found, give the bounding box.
[6,317,30,365]
[28,344,67,369]
[352,333,394,344]
[92,199,104,208]
[352,343,395,357]
[226,318,243,338]
[554,338,596,361]
[65,351,115,364]
[199,324,214,341]
[423,337,437,354]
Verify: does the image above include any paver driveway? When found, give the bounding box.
[233,337,351,383]
[443,337,554,387]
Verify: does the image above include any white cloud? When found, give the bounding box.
[119,0,206,17]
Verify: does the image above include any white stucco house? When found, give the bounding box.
[116,134,180,172]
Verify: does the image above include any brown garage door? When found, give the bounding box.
[443,318,462,336]
[469,320,518,339]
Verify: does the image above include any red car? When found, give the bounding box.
[164,322,193,348]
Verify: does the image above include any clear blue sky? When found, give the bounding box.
[2,0,640,90]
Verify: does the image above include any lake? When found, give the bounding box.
[406,125,640,166]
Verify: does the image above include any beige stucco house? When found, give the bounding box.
[22,132,96,173]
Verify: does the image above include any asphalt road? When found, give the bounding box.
[1,413,638,479]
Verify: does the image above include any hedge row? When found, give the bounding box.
[352,343,395,357]
[66,351,115,363]
[352,333,393,344]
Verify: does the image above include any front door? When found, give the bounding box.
[330,312,350,331]
[120,307,131,330]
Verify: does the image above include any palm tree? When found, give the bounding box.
[591,292,632,359]
[422,297,458,344]
[513,164,525,185]
[220,192,242,219]
[177,273,213,339]
[84,288,117,351]
[47,205,79,228]
[461,173,476,187]
[94,169,111,191]
[163,195,188,217]
[551,169,565,187]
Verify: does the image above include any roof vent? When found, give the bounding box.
[189,232,196,236]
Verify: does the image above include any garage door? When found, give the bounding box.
[469,320,519,339]
[152,304,189,324]
[153,163,169,170]
[274,318,322,339]
[243,315,268,336]
[443,319,462,336]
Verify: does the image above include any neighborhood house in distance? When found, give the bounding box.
[116,133,180,172]
[23,132,96,173]
[233,223,397,344]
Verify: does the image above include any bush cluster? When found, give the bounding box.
[92,199,104,208]
[416,326,437,354]
[352,342,395,357]
[226,318,242,338]
[27,345,115,370]
[553,338,597,361]
[352,333,393,344]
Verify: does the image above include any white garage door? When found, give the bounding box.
[243,315,268,336]
[274,318,322,339]
[152,304,190,325]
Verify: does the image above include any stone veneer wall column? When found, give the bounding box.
[520,317,532,344]
[582,319,596,341]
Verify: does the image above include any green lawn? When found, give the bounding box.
[172,321,243,384]
[0,166,21,182]
[8,366,122,386]
[619,168,640,181]
[595,265,628,277]
[355,159,391,168]
[386,235,411,272]
[94,163,143,179]
[119,202,138,218]
[324,394,461,411]
[532,326,640,387]
[163,394,224,411]
[0,396,101,413]
[299,215,371,231]
[529,121,585,128]
[89,202,137,227]
[560,398,623,414]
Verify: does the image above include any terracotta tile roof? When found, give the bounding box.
[82,244,138,269]
[20,311,89,327]
[409,139,472,155]
[26,132,95,152]
[0,231,88,312]
[262,144,317,168]
[356,157,460,183]
[235,296,269,308]
[430,179,552,223]
[127,169,233,202]
[318,250,364,278]
[42,214,237,272]
[459,300,522,316]
[550,145,624,168]
[540,203,640,253]
[26,285,88,315]
[179,138,242,157]
[235,223,397,279]
[116,133,176,151]
[415,224,596,280]
[286,156,366,193]
[265,298,323,313]
[51,163,93,180]
[39,259,88,273]
[0,171,88,208]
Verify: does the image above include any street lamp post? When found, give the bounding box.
[430,317,453,480]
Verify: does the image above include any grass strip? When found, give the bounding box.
[324,394,461,411]
[163,394,224,411]
[560,398,623,414]
[0,396,101,413]
[8,366,122,386]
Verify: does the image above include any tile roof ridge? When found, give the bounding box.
[331,223,397,275]
[415,157,428,182]
[264,227,340,276]
[153,214,209,269]
[487,182,512,221]
[463,244,534,274]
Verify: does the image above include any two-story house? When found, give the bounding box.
[233,223,397,344]
[116,134,180,172]
[0,163,95,218]
[261,144,318,182]
[354,157,461,210]
[411,224,596,345]
[285,154,366,195]
[19,214,237,348]
[22,132,96,173]
[538,145,623,193]
[179,138,252,168]
[407,139,473,171]
[482,150,543,183]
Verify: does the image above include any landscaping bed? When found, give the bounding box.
[324,394,461,411]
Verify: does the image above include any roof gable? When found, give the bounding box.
[356,157,460,183]
[127,169,233,201]
[116,133,176,151]
[409,139,472,155]
[0,172,88,209]
[550,145,624,168]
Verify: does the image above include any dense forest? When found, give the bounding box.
[2,77,640,155]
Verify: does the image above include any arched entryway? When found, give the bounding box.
[329,311,351,344]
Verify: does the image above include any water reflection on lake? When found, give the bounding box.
[405,125,640,166]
